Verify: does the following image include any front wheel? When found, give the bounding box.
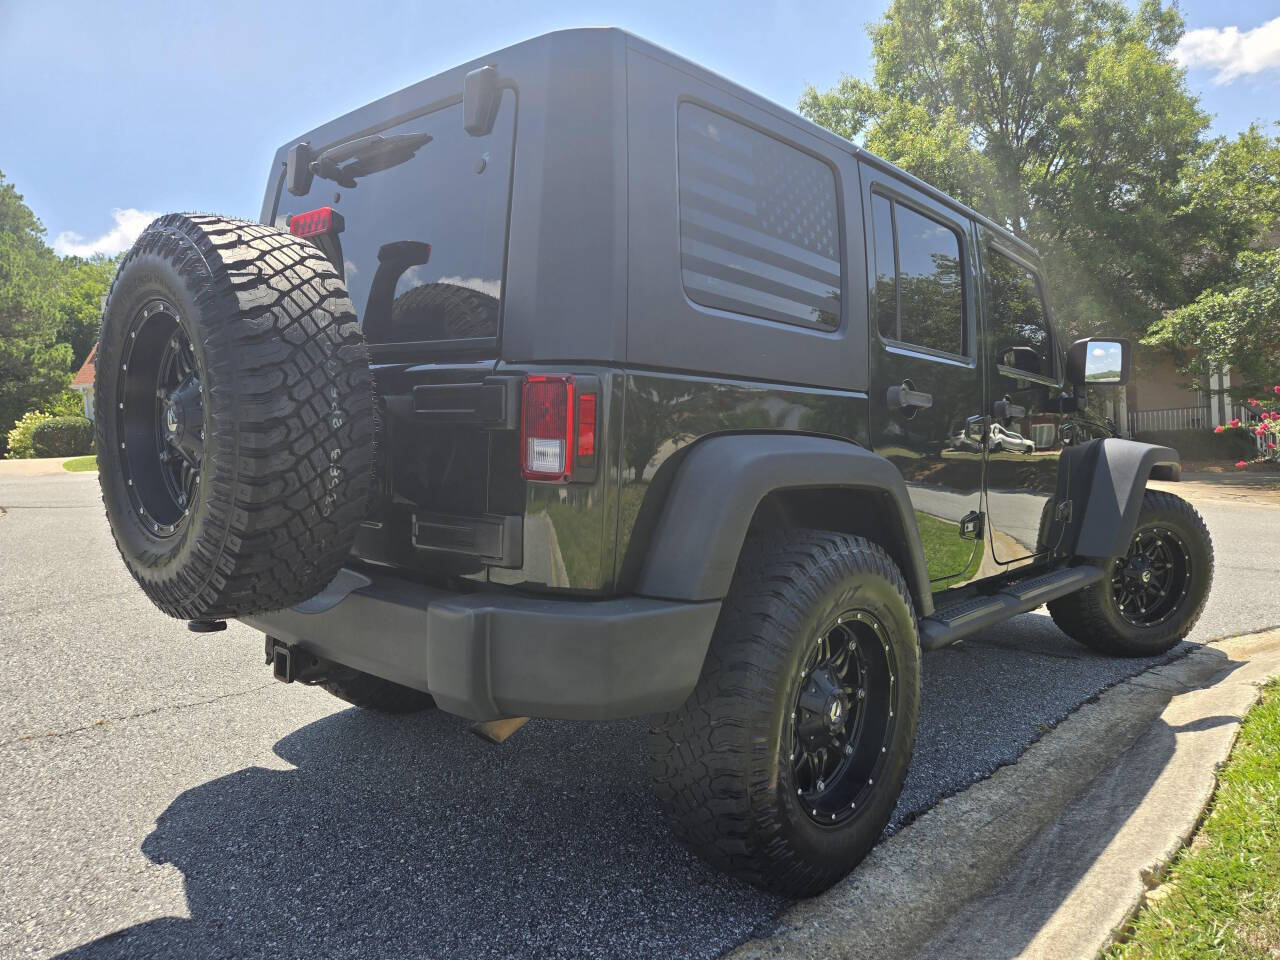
[648,530,920,897]
[1049,490,1213,657]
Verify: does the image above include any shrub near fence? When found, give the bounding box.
[30,416,94,458]
[1135,428,1258,462]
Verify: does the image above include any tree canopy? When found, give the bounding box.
[798,0,1232,341]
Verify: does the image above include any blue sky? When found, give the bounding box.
[1,0,1277,257]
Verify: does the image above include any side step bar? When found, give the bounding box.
[919,564,1105,651]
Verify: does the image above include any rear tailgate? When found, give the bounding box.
[267,90,520,581]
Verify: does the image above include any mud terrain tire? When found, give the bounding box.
[96,214,374,620]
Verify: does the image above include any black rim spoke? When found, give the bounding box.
[116,300,203,538]
[1112,526,1190,627]
[790,610,896,825]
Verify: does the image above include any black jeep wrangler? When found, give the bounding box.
[95,29,1212,897]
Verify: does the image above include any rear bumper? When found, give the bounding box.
[241,569,720,721]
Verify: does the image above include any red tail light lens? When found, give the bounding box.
[577,393,597,459]
[520,376,600,482]
[288,206,344,238]
[521,376,575,481]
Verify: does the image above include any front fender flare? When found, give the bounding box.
[1074,438,1181,560]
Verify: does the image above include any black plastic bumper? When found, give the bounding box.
[241,569,720,721]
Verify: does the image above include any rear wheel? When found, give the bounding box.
[648,530,920,897]
[1049,490,1212,656]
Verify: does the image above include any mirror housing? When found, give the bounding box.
[1067,338,1130,387]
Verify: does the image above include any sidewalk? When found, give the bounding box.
[1150,470,1280,505]
[0,457,77,477]
[727,629,1280,960]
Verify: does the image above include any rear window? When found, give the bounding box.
[676,102,841,331]
[272,90,516,347]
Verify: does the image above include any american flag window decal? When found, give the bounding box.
[677,103,842,331]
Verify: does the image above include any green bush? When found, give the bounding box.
[30,416,94,458]
[5,410,54,459]
[1135,428,1258,462]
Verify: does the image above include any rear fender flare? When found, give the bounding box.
[634,434,933,616]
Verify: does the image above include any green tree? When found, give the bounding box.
[1143,126,1280,394]
[0,171,70,456]
[56,255,117,368]
[798,0,1207,339]
[1145,248,1280,393]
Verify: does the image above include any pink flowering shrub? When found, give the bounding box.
[1218,386,1280,467]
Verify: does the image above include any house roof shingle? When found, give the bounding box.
[71,344,97,388]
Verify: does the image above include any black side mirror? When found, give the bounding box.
[1067,338,1130,386]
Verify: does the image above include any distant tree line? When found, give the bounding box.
[0,170,118,455]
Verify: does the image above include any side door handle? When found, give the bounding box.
[887,380,934,412]
[993,396,1026,421]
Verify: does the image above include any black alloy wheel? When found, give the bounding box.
[1111,526,1192,628]
[790,609,896,825]
[1048,490,1213,657]
[116,299,203,538]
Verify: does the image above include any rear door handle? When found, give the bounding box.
[887,380,934,411]
[993,397,1026,420]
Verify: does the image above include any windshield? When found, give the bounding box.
[272,90,516,348]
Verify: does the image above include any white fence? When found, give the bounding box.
[1129,404,1271,457]
[1127,406,1213,434]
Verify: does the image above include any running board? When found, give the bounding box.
[919,564,1105,651]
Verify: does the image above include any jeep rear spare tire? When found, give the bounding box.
[95,214,374,620]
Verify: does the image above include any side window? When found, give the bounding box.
[985,249,1052,380]
[676,103,841,331]
[871,195,897,340]
[869,192,966,357]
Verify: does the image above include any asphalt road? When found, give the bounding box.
[2,472,1278,960]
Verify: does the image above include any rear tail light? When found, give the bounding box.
[288,206,344,238]
[520,375,599,482]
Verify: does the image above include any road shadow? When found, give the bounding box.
[53,612,1210,960]
[54,708,781,960]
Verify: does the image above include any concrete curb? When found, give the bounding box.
[724,629,1280,960]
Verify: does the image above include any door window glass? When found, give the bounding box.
[986,249,1052,379]
[870,194,897,340]
[869,193,965,357]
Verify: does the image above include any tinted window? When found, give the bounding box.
[273,91,515,345]
[677,103,841,330]
[986,249,1051,379]
[869,194,965,356]
[895,205,964,355]
[871,194,896,340]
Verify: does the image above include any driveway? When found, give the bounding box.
[1,472,1278,959]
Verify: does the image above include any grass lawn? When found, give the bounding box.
[1106,678,1280,959]
[915,511,982,589]
[62,455,98,472]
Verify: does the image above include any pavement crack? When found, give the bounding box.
[0,682,276,748]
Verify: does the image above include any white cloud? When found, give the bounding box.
[437,275,501,299]
[1174,16,1280,84]
[54,208,160,257]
